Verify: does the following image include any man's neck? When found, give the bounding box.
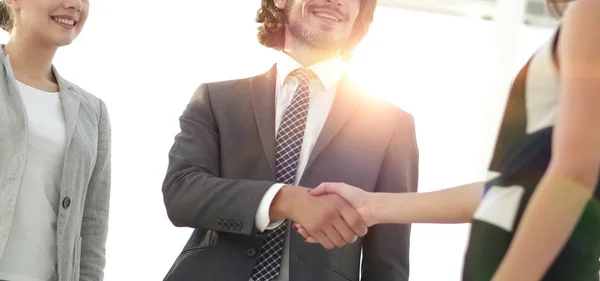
[3,31,57,84]
[283,40,341,67]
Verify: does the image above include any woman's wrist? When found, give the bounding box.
[364,192,383,226]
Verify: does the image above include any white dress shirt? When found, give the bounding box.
[252,53,345,281]
[0,82,65,281]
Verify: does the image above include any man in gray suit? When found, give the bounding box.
[162,0,418,280]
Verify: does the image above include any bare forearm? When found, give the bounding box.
[491,175,592,281]
[370,182,484,224]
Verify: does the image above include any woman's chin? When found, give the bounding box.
[54,38,75,47]
[45,33,77,48]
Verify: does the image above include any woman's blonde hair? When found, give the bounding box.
[547,0,574,17]
[0,1,14,32]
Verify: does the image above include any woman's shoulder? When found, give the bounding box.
[561,0,600,37]
[555,0,600,73]
[565,0,600,16]
[59,77,108,121]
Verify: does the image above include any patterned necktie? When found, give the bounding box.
[251,68,313,281]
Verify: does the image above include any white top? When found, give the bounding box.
[0,81,65,281]
[486,31,561,182]
[251,53,345,281]
[525,33,560,134]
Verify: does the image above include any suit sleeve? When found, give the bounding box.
[361,112,419,281]
[80,99,111,281]
[162,84,276,235]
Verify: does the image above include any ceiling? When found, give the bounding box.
[378,0,559,27]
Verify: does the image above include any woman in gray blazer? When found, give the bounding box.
[0,1,111,281]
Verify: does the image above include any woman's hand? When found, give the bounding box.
[295,182,375,243]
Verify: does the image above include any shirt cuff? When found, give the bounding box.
[255,183,287,232]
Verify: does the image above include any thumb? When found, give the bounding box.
[308,182,333,196]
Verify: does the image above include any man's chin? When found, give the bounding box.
[311,33,347,50]
[311,40,345,53]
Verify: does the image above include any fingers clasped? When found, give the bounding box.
[293,192,368,249]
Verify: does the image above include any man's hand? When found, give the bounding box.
[310,182,375,226]
[270,185,368,249]
[294,182,376,245]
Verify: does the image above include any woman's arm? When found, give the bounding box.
[301,181,484,230]
[80,99,111,281]
[491,2,600,280]
[369,181,484,225]
[297,182,483,244]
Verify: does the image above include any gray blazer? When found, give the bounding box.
[162,66,419,281]
[0,50,111,281]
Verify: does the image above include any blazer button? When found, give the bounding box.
[62,197,71,209]
[246,248,257,258]
[217,219,223,227]
[235,221,242,230]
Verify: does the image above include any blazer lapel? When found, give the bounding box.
[250,65,278,175]
[54,67,81,150]
[305,75,360,172]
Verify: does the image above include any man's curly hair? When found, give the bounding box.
[255,0,377,61]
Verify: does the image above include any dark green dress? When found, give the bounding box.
[462,30,600,281]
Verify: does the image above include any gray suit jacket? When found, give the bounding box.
[0,50,111,281]
[162,66,418,281]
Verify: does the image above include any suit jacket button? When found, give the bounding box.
[235,221,242,229]
[246,248,257,258]
[62,197,71,209]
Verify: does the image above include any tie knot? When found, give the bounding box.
[291,68,314,85]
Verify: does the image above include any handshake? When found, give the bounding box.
[269,182,375,250]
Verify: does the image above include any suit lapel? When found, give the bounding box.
[305,75,360,172]
[250,65,278,175]
[54,67,81,150]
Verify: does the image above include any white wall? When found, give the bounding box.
[350,7,553,280]
[0,1,555,280]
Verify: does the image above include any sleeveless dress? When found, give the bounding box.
[462,29,600,281]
